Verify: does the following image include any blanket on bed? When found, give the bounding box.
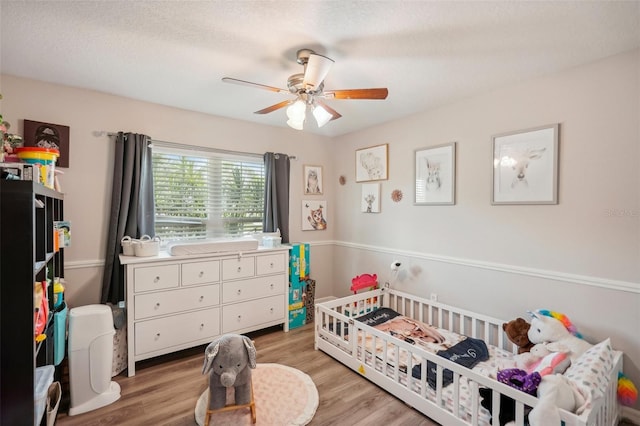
[412,337,489,388]
[355,308,489,385]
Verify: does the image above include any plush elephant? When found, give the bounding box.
[202,334,257,410]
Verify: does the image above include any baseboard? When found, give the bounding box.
[622,406,640,425]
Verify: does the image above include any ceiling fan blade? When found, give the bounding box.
[222,77,289,94]
[315,100,342,121]
[254,99,294,115]
[324,88,389,100]
[303,54,334,90]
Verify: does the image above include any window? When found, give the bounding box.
[152,144,265,242]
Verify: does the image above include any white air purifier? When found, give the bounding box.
[68,304,121,416]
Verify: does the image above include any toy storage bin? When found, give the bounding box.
[35,365,54,426]
[14,147,59,189]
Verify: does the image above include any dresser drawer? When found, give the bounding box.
[134,307,220,355]
[134,264,179,293]
[255,253,286,275]
[222,274,285,304]
[182,260,220,286]
[134,284,220,320]
[222,295,285,333]
[222,257,255,280]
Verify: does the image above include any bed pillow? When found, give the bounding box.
[563,338,614,414]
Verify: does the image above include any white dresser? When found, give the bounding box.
[120,247,289,376]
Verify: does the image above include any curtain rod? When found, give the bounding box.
[94,130,296,160]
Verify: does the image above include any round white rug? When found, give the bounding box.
[195,363,318,426]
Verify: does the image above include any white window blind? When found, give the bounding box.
[152,145,265,242]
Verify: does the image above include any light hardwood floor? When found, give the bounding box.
[56,323,438,426]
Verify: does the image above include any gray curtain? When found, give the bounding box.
[101,132,155,304]
[263,152,290,243]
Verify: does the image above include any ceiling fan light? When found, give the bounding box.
[286,118,304,130]
[313,104,333,128]
[303,54,335,89]
[286,99,306,120]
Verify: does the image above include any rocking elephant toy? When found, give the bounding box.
[202,334,257,410]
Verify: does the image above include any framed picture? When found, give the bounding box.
[414,142,456,205]
[356,143,388,182]
[302,200,327,231]
[303,165,323,195]
[492,124,559,205]
[361,183,381,213]
[23,119,70,168]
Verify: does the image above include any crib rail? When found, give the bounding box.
[315,288,622,426]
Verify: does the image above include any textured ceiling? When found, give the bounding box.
[1,1,639,137]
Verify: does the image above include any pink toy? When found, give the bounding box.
[350,273,378,293]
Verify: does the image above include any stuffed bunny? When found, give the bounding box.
[202,334,257,410]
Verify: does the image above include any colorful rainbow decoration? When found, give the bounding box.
[618,372,638,406]
[537,309,583,339]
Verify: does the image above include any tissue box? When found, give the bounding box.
[262,236,281,248]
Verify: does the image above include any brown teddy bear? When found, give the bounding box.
[502,317,534,354]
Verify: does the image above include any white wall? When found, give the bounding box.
[0,75,337,304]
[331,48,640,410]
[2,48,639,410]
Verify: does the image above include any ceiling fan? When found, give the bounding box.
[222,48,388,130]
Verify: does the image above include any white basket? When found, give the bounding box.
[133,235,160,257]
[121,236,135,256]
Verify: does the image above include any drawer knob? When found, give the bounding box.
[237,315,242,321]
[237,267,242,273]
[200,323,205,329]
[270,283,274,289]
[199,296,204,301]
[154,276,160,283]
[270,262,274,268]
[199,271,204,277]
[155,333,161,339]
[270,307,274,313]
[237,289,242,295]
[155,302,160,308]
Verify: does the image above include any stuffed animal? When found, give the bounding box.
[525,310,590,426]
[515,343,571,376]
[202,334,257,410]
[529,374,586,426]
[527,310,592,363]
[502,317,535,354]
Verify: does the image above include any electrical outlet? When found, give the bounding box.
[430,293,438,301]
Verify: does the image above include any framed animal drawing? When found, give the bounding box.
[302,200,327,231]
[492,124,559,205]
[303,165,323,195]
[414,142,456,205]
[356,144,388,182]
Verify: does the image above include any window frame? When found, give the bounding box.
[151,142,265,243]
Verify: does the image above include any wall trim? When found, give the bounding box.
[64,241,639,295]
[332,240,640,294]
[65,259,104,270]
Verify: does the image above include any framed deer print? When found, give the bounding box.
[356,144,388,182]
[414,142,456,205]
[492,124,559,205]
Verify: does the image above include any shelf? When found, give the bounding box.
[1,180,65,425]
